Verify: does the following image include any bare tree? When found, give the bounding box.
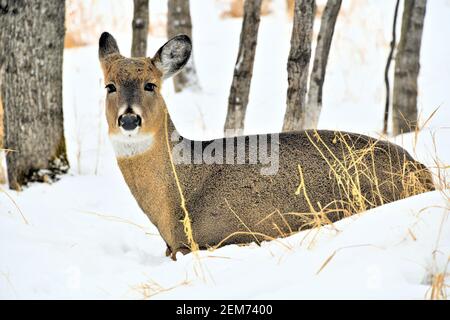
[383,0,401,134]
[224,0,262,135]
[282,0,316,132]
[131,0,149,57]
[167,0,200,92]
[393,0,427,135]
[0,1,68,190]
[305,0,341,129]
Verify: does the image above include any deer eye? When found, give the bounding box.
[144,83,156,92]
[105,84,116,93]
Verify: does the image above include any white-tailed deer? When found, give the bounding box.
[98,32,434,260]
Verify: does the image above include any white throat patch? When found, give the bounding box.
[110,131,154,158]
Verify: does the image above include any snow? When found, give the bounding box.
[1,0,449,299]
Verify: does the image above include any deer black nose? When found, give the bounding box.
[118,113,142,131]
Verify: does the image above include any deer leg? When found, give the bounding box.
[165,244,172,257]
[170,247,191,261]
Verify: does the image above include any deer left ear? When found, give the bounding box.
[152,35,192,80]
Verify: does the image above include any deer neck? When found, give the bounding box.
[113,111,180,245]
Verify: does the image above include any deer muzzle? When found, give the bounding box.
[118,113,142,131]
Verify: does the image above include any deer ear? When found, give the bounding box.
[152,35,192,80]
[99,32,120,60]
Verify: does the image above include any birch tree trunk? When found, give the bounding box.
[0,0,69,190]
[383,0,400,134]
[224,0,262,136]
[305,0,341,129]
[167,0,200,92]
[131,0,149,57]
[282,0,316,132]
[393,0,427,136]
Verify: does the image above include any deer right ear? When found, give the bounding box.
[99,32,120,60]
[152,35,192,80]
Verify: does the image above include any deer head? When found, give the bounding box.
[98,32,191,157]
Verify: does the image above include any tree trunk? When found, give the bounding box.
[383,0,401,134]
[131,0,149,57]
[392,0,427,136]
[305,0,341,129]
[167,0,200,92]
[0,95,4,184]
[282,0,316,132]
[0,0,69,190]
[224,0,262,136]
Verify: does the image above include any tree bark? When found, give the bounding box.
[282,0,316,132]
[131,0,149,57]
[224,0,262,136]
[383,0,400,134]
[167,0,200,92]
[392,0,427,136]
[0,0,69,190]
[305,0,341,129]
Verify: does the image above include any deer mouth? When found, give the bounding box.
[109,131,154,158]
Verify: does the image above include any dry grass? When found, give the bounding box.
[286,0,294,18]
[208,127,439,252]
[82,119,450,297]
[65,0,166,49]
[77,209,158,236]
[164,110,212,282]
[210,230,293,251]
[224,198,261,245]
[159,112,448,294]
[0,185,28,225]
[426,258,449,300]
[290,131,433,234]
[65,0,128,49]
[0,271,18,298]
[416,136,449,300]
[425,218,450,300]
[221,0,273,19]
[316,244,381,275]
[65,0,100,48]
[425,187,450,300]
[164,110,198,253]
[133,278,190,299]
[413,108,450,194]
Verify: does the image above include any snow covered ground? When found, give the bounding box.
[1,0,449,299]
